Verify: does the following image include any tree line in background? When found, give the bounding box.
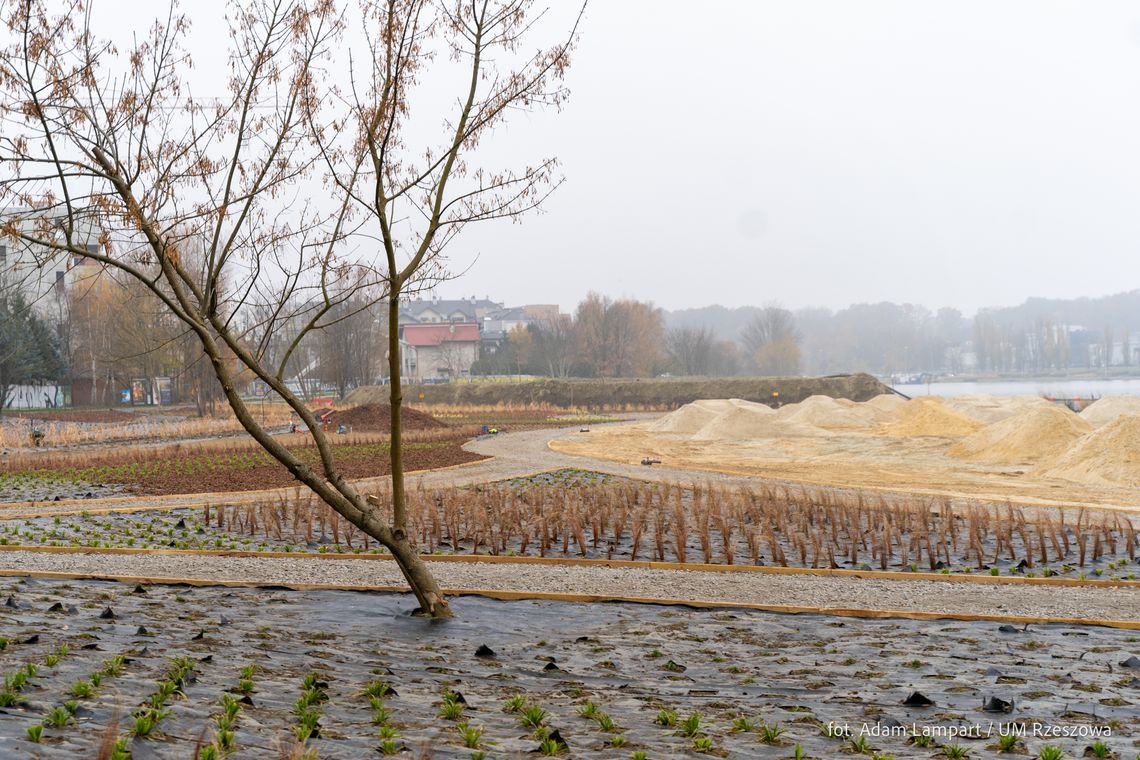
[0,267,388,411]
[7,281,1140,398]
[475,293,802,378]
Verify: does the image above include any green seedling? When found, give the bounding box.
[364,680,392,699]
[45,706,71,727]
[295,709,320,741]
[577,701,600,719]
[458,722,482,748]
[539,737,566,756]
[680,713,702,736]
[439,700,464,720]
[759,722,784,743]
[519,704,548,728]
[1086,741,1111,759]
[370,703,392,725]
[26,724,42,743]
[731,716,755,733]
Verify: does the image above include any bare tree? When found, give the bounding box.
[740,305,800,375]
[574,292,663,377]
[317,0,583,616]
[530,313,574,378]
[665,325,715,376]
[0,0,580,617]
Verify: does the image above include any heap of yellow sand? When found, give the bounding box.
[689,400,795,440]
[947,404,1092,464]
[1080,396,1140,428]
[1037,414,1140,486]
[942,394,1053,424]
[650,394,911,441]
[644,399,737,434]
[878,396,984,438]
[866,394,907,414]
[776,394,888,430]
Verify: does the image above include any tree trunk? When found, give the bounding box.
[388,537,449,615]
[386,289,452,617]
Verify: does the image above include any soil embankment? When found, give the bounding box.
[345,373,893,410]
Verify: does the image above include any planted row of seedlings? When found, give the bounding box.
[0,423,471,474]
[29,650,126,744]
[0,429,467,488]
[198,663,256,760]
[188,477,1139,573]
[107,655,196,759]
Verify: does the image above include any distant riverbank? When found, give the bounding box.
[892,378,1140,398]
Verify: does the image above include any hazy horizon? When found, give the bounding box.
[431,1,1140,314]
[27,1,1140,317]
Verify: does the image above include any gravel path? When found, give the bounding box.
[0,550,1134,622]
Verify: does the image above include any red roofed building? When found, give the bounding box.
[400,322,481,382]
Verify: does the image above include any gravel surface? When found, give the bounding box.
[0,550,1134,622]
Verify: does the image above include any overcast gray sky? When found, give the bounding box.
[427,1,1140,315]
[94,1,1140,314]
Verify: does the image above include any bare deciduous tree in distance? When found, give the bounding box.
[0,0,582,618]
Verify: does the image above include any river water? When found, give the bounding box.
[891,378,1140,398]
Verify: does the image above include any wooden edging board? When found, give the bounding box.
[0,543,1136,589]
[0,568,1134,630]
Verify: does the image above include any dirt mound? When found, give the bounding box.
[879,397,984,438]
[942,394,1052,424]
[645,399,737,434]
[690,400,814,440]
[324,404,446,431]
[947,404,1092,464]
[777,394,878,429]
[866,394,907,413]
[1037,414,1140,486]
[1080,396,1140,428]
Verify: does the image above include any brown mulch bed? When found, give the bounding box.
[119,440,482,496]
[2,409,141,424]
[322,404,446,432]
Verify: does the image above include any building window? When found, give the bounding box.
[54,271,65,289]
[0,245,6,264]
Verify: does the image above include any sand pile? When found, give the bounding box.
[942,394,1052,424]
[689,399,807,440]
[1037,414,1140,486]
[947,404,1092,464]
[866,394,907,414]
[777,394,882,429]
[879,397,985,438]
[1079,396,1140,428]
[644,400,736,434]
